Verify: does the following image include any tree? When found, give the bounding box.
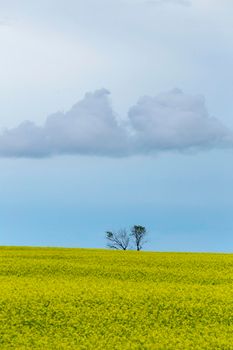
[131,225,146,251]
[106,229,130,250]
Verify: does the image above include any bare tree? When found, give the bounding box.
[131,225,147,251]
[106,229,130,250]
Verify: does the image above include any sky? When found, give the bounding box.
[0,0,233,251]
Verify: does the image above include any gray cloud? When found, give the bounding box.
[0,89,128,158]
[0,88,231,158]
[128,88,232,153]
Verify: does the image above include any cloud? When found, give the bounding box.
[0,88,232,158]
[0,89,128,157]
[128,88,232,153]
[0,17,13,27]
[145,0,191,7]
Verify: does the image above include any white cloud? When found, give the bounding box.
[0,88,231,158]
[0,17,12,27]
[145,0,191,6]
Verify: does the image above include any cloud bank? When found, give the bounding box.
[0,88,232,158]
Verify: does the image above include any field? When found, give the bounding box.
[1,248,233,349]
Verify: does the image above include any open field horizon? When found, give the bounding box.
[1,245,232,254]
[1,247,233,349]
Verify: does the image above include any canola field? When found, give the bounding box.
[1,247,233,349]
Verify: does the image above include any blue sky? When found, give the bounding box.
[0,0,233,251]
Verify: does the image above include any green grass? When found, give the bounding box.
[1,247,233,349]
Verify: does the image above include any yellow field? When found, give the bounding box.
[1,247,233,349]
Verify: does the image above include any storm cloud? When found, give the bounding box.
[0,88,231,158]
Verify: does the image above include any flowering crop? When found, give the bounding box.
[1,247,233,349]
